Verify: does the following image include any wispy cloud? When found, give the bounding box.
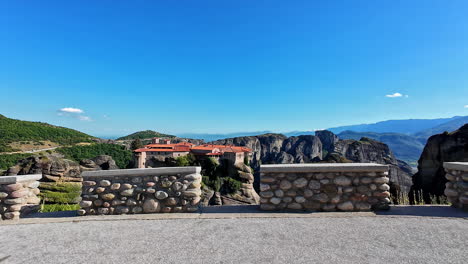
[57,107,92,121]
[77,115,92,121]
[59,107,83,114]
[385,93,403,98]
[464,105,468,108]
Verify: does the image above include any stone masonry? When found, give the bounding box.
[0,174,42,220]
[443,162,468,211]
[259,163,390,211]
[78,167,202,215]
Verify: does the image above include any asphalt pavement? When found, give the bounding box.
[0,206,467,264]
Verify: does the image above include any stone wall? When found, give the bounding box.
[443,162,468,211]
[0,174,42,220]
[78,167,202,215]
[259,163,390,211]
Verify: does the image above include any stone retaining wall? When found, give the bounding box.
[443,162,468,211]
[78,167,202,215]
[0,174,42,220]
[259,163,390,211]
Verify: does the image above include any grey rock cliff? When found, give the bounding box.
[411,124,468,202]
[315,130,339,153]
[211,133,323,169]
[331,137,414,195]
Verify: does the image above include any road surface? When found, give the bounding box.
[0,206,467,264]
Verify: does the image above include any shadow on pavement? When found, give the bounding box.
[23,210,79,219]
[377,205,468,218]
[201,205,320,214]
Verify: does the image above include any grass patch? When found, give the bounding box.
[39,203,80,213]
[39,182,82,204]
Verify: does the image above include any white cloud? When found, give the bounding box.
[77,115,92,121]
[385,93,403,98]
[59,107,84,114]
[464,105,468,108]
[57,107,92,121]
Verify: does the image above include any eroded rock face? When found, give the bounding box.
[315,130,339,153]
[212,132,413,199]
[5,154,119,182]
[411,124,468,202]
[331,137,414,195]
[211,134,323,169]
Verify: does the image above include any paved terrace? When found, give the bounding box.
[0,205,467,264]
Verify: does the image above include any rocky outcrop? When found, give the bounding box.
[212,131,412,200]
[211,134,323,169]
[80,155,119,171]
[411,124,468,202]
[223,163,260,204]
[5,154,119,182]
[331,137,414,195]
[315,130,339,153]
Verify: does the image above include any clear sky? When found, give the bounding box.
[1,0,468,137]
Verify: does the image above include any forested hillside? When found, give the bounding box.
[117,130,175,140]
[57,143,133,169]
[0,114,93,152]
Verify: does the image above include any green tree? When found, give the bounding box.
[130,138,143,150]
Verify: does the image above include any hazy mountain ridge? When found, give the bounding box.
[327,116,464,135]
[337,131,425,163]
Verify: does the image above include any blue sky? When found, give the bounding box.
[1,0,468,137]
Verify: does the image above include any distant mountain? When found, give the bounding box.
[327,116,464,135]
[0,114,93,152]
[337,131,425,164]
[116,130,175,140]
[413,116,468,140]
[176,131,271,142]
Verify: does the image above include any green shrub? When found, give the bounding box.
[57,143,133,168]
[224,177,242,194]
[175,154,197,167]
[0,153,32,170]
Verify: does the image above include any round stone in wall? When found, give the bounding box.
[295,196,306,203]
[374,177,389,184]
[155,191,169,200]
[334,176,351,186]
[293,178,308,188]
[101,193,115,201]
[337,201,354,211]
[270,197,282,205]
[279,180,292,190]
[303,189,313,198]
[274,190,284,197]
[143,199,161,213]
[99,180,111,187]
[308,180,321,190]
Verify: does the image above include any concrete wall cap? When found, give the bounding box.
[260,163,389,173]
[82,166,202,178]
[443,162,468,172]
[0,174,42,184]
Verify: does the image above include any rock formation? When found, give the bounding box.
[330,137,414,196]
[5,154,119,182]
[315,130,340,153]
[211,134,323,169]
[411,124,468,202]
[211,131,413,199]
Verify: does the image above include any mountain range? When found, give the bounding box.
[173,116,468,163]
